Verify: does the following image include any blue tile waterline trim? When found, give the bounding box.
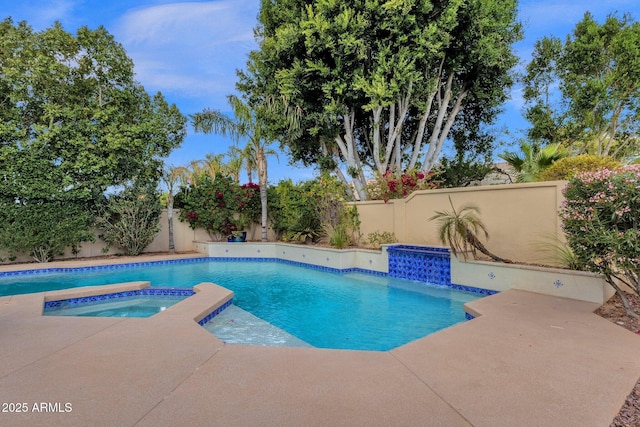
[43,287,196,311]
[3,253,494,297]
[450,283,497,296]
[197,298,234,326]
[465,312,476,321]
[0,257,387,278]
[1,257,213,277]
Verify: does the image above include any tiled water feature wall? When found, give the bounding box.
[387,246,451,286]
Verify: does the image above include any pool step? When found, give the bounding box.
[202,305,312,348]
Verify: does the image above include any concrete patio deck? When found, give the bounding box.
[1,254,639,426]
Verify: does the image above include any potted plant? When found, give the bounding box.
[228,213,250,242]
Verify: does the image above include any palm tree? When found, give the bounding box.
[499,140,568,182]
[430,197,512,263]
[161,166,185,254]
[191,95,283,242]
[228,143,259,183]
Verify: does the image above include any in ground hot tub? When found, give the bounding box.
[43,288,195,318]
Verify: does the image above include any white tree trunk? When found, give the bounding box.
[334,109,368,200]
[257,150,268,242]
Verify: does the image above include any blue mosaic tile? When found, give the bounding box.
[449,283,498,296]
[197,298,234,326]
[9,250,495,301]
[465,312,476,321]
[1,257,213,277]
[387,245,451,286]
[43,287,196,311]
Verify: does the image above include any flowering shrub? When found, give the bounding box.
[561,165,640,316]
[178,174,248,241]
[367,169,439,202]
[239,182,261,223]
[538,154,620,181]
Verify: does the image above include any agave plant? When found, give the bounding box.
[430,197,512,263]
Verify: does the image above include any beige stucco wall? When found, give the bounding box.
[0,209,207,264]
[1,182,567,265]
[354,181,567,263]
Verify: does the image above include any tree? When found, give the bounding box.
[177,174,259,241]
[522,12,640,160]
[561,166,640,318]
[0,19,186,260]
[95,183,162,256]
[162,166,186,253]
[430,197,512,263]
[238,0,522,200]
[499,140,568,182]
[191,96,280,242]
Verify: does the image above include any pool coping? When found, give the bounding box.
[0,254,639,426]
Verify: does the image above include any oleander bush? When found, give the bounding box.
[561,165,640,317]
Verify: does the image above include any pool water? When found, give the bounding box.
[0,260,481,351]
[44,295,188,318]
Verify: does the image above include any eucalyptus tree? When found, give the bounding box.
[191,96,280,242]
[522,12,640,159]
[238,0,521,200]
[0,19,186,261]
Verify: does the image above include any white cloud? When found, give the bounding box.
[112,0,258,110]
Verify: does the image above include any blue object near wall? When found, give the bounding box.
[387,245,451,286]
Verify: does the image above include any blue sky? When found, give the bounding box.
[3,0,639,184]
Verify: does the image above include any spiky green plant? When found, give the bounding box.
[531,233,580,269]
[430,197,512,263]
[499,140,568,182]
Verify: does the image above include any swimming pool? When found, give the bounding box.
[43,288,194,318]
[0,259,482,351]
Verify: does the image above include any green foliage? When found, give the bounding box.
[435,153,495,188]
[522,13,640,159]
[326,224,350,249]
[367,170,439,202]
[95,184,162,256]
[499,140,568,182]
[365,231,398,249]
[531,234,580,270]
[191,95,286,241]
[0,19,185,260]
[268,179,322,242]
[288,215,323,244]
[324,206,361,249]
[429,197,511,263]
[268,174,357,245]
[538,155,621,181]
[561,165,640,317]
[178,174,243,241]
[239,0,522,198]
[239,182,262,226]
[268,180,311,239]
[0,201,94,263]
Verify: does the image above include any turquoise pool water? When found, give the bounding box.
[44,295,188,318]
[0,260,480,351]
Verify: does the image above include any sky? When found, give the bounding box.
[3,0,640,184]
